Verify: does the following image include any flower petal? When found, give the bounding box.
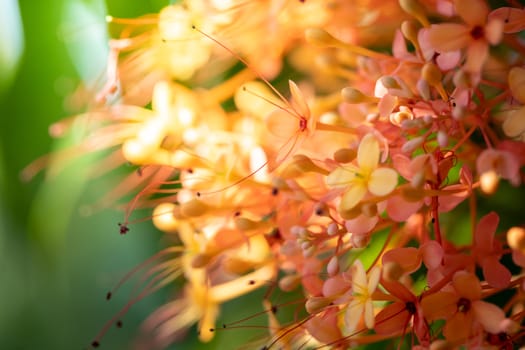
[427,23,470,52]
[326,166,357,188]
[455,0,488,26]
[369,168,398,196]
[474,212,499,253]
[464,40,488,73]
[345,214,378,235]
[358,134,380,172]
[482,256,511,288]
[382,247,421,274]
[421,292,457,321]
[374,302,408,335]
[452,271,481,300]
[472,300,505,334]
[344,299,364,332]
[340,184,367,211]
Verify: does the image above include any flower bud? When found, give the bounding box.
[361,202,377,217]
[401,20,419,44]
[480,170,499,194]
[399,0,430,27]
[305,296,332,314]
[333,148,356,163]
[191,253,212,268]
[278,274,301,292]
[180,198,209,217]
[430,340,453,350]
[401,136,424,154]
[305,28,339,47]
[327,256,339,276]
[422,62,442,86]
[507,226,525,253]
[341,87,376,103]
[327,222,339,236]
[153,202,180,232]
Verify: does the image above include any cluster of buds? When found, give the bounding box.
[46,0,525,349]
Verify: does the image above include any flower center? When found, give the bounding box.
[405,301,417,315]
[457,297,471,313]
[470,25,485,40]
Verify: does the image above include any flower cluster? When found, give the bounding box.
[48,0,525,349]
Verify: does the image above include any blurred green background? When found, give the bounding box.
[0,0,265,349]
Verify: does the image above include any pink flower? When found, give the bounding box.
[472,212,511,288]
[422,271,506,342]
[427,0,504,73]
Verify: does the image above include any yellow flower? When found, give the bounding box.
[344,259,381,332]
[326,133,398,212]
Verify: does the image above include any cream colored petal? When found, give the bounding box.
[357,133,379,172]
[455,0,488,26]
[502,108,525,138]
[344,299,363,332]
[367,266,381,294]
[368,168,398,196]
[288,80,311,120]
[340,184,367,211]
[485,18,504,45]
[326,166,357,188]
[266,109,299,139]
[427,23,471,52]
[509,67,525,103]
[364,300,375,329]
[352,259,367,291]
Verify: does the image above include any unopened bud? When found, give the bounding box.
[480,170,499,194]
[402,184,426,201]
[350,232,370,248]
[401,20,419,43]
[401,136,424,154]
[399,0,430,27]
[180,198,209,217]
[235,217,260,231]
[430,339,453,350]
[327,222,339,236]
[305,28,339,47]
[416,78,430,100]
[333,148,356,163]
[422,62,443,86]
[507,226,525,253]
[361,202,377,217]
[191,253,212,268]
[381,76,402,90]
[152,202,179,232]
[305,296,332,314]
[327,256,339,276]
[437,130,448,148]
[279,274,301,292]
[341,87,375,103]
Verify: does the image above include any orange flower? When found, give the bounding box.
[427,0,503,73]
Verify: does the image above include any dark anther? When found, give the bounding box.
[91,341,100,348]
[405,301,417,315]
[106,292,112,301]
[457,297,471,313]
[470,25,484,40]
[271,187,279,196]
[118,223,129,234]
